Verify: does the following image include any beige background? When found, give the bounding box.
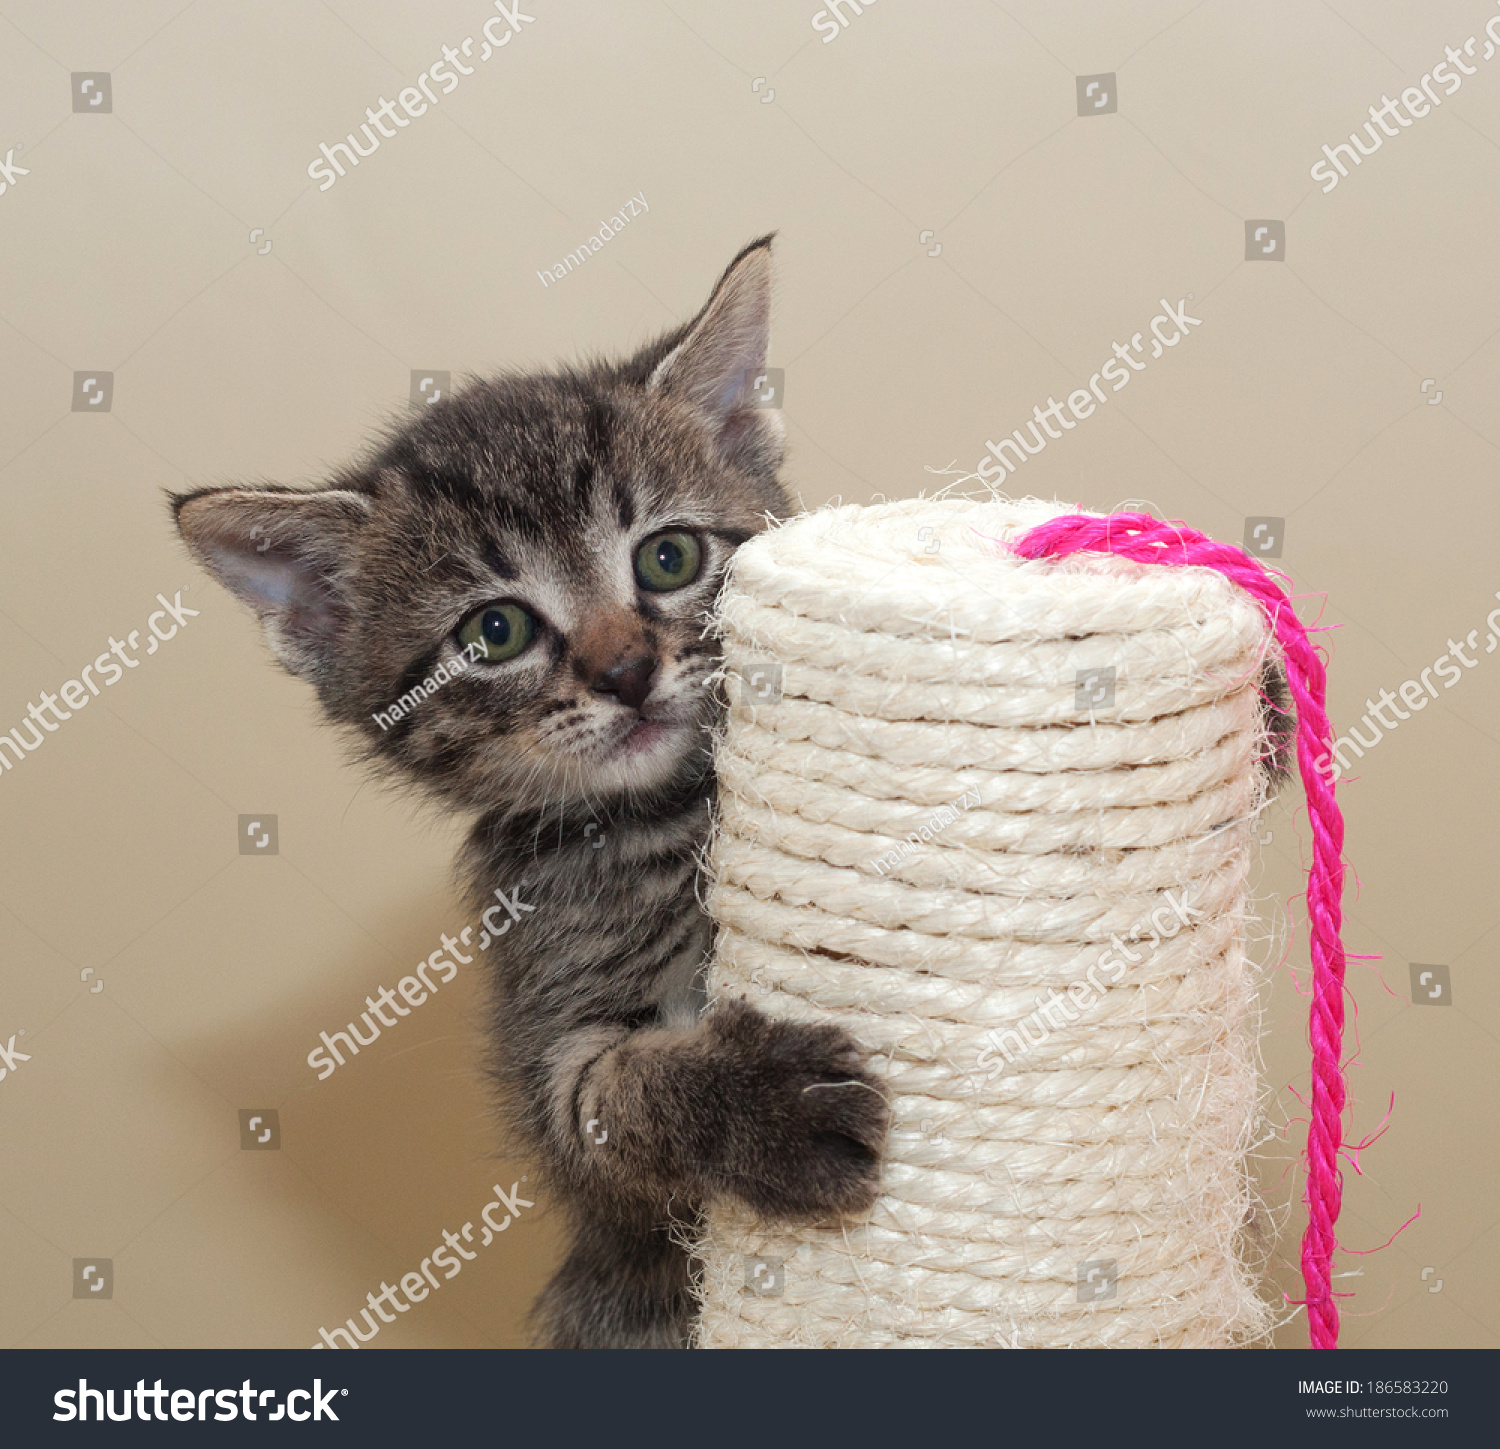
[2,0,1496,1350]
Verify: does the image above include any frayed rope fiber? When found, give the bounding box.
[692,497,1347,1349]
[1013,511,1347,1350]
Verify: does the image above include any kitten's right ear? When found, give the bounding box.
[171,485,371,681]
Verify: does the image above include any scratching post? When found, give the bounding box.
[693,497,1288,1349]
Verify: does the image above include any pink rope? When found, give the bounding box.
[1010,511,1347,1350]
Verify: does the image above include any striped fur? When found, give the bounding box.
[172,238,891,1348]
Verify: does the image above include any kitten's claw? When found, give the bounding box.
[699,999,890,1221]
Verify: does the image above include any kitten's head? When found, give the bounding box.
[173,237,788,817]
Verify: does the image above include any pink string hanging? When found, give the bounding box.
[1010,511,1348,1350]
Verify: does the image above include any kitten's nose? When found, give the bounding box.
[593,653,657,712]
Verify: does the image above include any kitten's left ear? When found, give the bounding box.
[647,235,783,479]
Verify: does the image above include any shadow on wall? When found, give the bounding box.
[140,890,564,1349]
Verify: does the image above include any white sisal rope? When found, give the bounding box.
[693,496,1276,1349]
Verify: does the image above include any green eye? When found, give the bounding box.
[457,602,536,663]
[634,530,702,592]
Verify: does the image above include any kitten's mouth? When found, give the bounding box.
[615,717,679,756]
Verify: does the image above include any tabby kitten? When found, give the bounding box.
[173,237,890,1349]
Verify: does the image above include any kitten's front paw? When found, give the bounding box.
[700,999,889,1221]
